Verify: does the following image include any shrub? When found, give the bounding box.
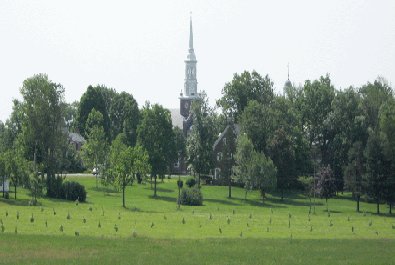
[47,175,64,198]
[179,187,203,206]
[62,181,87,202]
[177,179,183,189]
[185,178,196,188]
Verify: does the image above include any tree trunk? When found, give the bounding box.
[198,173,201,188]
[377,200,380,214]
[14,184,17,200]
[154,174,157,197]
[150,175,153,189]
[122,184,125,208]
[228,181,232,199]
[95,161,98,188]
[178,187,181,208]
[389,203,392,214]
[281,188,284,200]
[326,198,328,212]
[2,175,4,198]
[356,194,360,213]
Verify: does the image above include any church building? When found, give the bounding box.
[172,17,200,174]
[179,16,200,136]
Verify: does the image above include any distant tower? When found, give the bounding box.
[180,15,199,135]
[283,63,293,95]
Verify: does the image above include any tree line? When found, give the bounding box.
[216,71,395,214]
[0,72,394,213]
[0,75,177,207]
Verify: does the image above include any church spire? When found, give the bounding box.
[182,13,198,98]
[189,15,194,52]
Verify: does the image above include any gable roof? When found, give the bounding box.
[213,124,240,150]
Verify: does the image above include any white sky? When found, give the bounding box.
[1,0,394,122]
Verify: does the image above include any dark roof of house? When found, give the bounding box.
[213,124,240,150]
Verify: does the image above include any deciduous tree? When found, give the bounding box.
[137,103,175,197]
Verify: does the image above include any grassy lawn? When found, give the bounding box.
[0,234,394,265]
[0,175,394,264]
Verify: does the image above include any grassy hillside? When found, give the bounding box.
[0,175,394,264]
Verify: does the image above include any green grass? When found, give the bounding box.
[0,175,394,264]
[0,234,394,265]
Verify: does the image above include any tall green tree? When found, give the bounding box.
[108,134,150,207]
[217,70,274,120]
[0,153,5,198]
[344,141,365,212]
[19,74,66,197]
[137,103,175,197]
[360,78,392,129]
[109,92,139,146]
[233,134,277,202]
[250,151,277,204]
[81,108,108,188]
[186,93,217,187]
[325,88,364,191]
[301,75,335,164]
[364,130,391,214]
[240,100,274,153]
[77,86,139,144]
[316,165,336,211]
[233,134,255,199]
[3,144,28,200]
[172,126,186,175]
[379,99,395,213]
[268,127,296,200]
[76,85,111,140]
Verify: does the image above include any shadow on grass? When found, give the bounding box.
[205,198,240,206]
[269,191,306,200]
[103,193,120,198]
[148,195,177,203]
[228,197,287,208]
[323,210,342,214]
[266,197,324,207]
[365,211,395,218]
[124,206,142,212]
[0,198,41,206]
[144,187,174,193]
[91,186,118,193]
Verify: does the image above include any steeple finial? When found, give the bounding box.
[189,12,194,51]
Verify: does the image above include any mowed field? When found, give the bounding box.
[0,175,394,264]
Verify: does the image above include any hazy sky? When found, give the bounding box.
[1,0,394,122]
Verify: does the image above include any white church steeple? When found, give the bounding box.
[183,15,198,98]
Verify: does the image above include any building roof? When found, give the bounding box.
[68,132,86,144]
[213,124,240,150]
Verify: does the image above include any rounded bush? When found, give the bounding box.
[62,181,87,202]
[179,187,203,206]
[185,178,196,188]
[177,179,184,189]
